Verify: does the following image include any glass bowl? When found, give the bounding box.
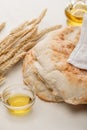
[1,84,36,116]
[65,0,87,26]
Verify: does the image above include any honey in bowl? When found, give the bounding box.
[1,84,35,116]
[65,0,87,26]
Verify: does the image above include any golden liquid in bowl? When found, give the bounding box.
[65,3,87,26]
[6,94,32,116]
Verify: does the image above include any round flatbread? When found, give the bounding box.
[23,26,87,104]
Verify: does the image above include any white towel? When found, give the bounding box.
[68,14,87,70]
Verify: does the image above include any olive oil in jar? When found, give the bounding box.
[65,0,87,26]
[6,94,32,116]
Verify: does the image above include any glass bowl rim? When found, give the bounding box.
[1,83,36,110]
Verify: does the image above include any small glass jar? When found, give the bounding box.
[65,0,87,26]
[1,84,36,116]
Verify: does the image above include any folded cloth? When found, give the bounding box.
[68,14,87,70]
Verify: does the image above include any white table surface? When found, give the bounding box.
[0,0,87,130]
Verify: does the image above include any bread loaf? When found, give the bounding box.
[23,26,87,105]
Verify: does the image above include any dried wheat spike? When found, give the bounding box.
[0,22,6,32]
[0,25,37,56]
[22,41,37,51]
[34,9,47,25]
[0,52,26,73]
[0,20,36,48]
[0,27,37,64]
[0,24,61,65]
[0,74,5,85]
[11,19,36,34]
[32,25,62,41]
[0,36,21,56]
[0,31,24,50]
[0,41,36,73]
[0,23,29,48]
[0,35,11,48]
[11,8,47,34]
[0,9,47,49]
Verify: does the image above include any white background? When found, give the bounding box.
[0,0,87,130]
